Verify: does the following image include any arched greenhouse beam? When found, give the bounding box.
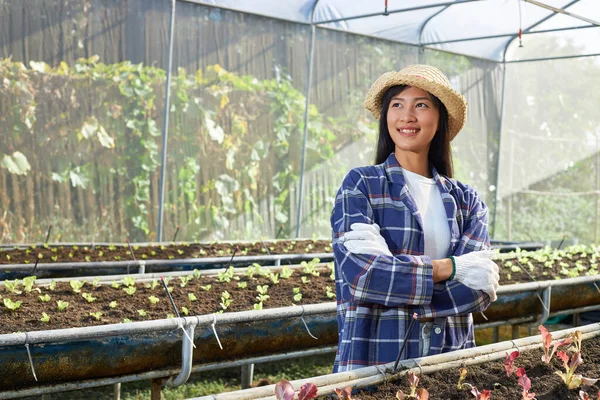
[295,0,320,238]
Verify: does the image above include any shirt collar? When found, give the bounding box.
[383,152,452,192]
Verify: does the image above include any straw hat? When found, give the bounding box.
[364,64,467,141]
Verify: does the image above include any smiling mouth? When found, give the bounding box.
[397,128,419,136]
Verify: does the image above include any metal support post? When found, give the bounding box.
[113,383,121,400]
[512,324,519,340]
[241,364,255,389]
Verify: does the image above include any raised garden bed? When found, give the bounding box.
[2,246,600,396]
[190,324,600,400]
[0,239,332,265]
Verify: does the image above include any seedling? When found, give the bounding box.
[122,276,135,287]
[254,302,263,310]
[274,379,318,400]
[217,266,235,283]
[40,312,50,322]
[238,281,248,289]
[220,291,232,310]
[148,295,160,305]
[181,306,189,316]
[539,324,572,364]
[82,293,97,303]
[556,351,598,389]
[123,286,137,296]
[470,387,492,400]
[3,298,22,311]
[179,276,192,288]
[48,280,56,291]
[334,387,353,399]
[200,284,212,291]
[457,367,468,390]
[70,280,85,293]
[301,276,311,284]
[111,281,122,289]
[38,294,51,302]
[269,273,280,284]
[4,279,22,294]
[22,276,37,293]
[109,301,118,308]
[325,286,335,299]
[188,293,197,302]
[57,300,69,311]
[516,368,536,399]
[137,309,147,317]
[89,311,103,321]
[280,265,293,279]
[504,350,520,377]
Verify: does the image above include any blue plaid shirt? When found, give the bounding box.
[331,153,491,372]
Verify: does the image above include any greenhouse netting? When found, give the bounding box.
[0,0,599,245]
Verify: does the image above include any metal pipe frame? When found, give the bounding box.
[166,324,196,387]
[313,0,484,25]
[422,24,598,46]
[506,52,600,63]
[295,0,319,238]
[523,0,600,26]
[156,0,177,242]
[491,62,507,238]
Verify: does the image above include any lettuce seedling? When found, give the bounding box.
[122,276,135,287]
[188,293,197,302]
[470,387,492,400]
[82,293,97,303]
[578,390,600,400]
[57,300,69,311]
[334,387,352,400]
[4,279,22,294]
[275,379,318,400]
[280,266,293,279]
[504,350,520,377]
[516,368,536,399]
[70,280,85,293]
[123,286,137,296]
[179,276,192,288]
[556,351,599,389]
[326,286,335,299]
[3,298,22,311]
[539,325,572,364]
[457,367,468,390]
[109,301,118,308]
[39,294,51,302]
[148,295,160,305]
[571,330,583,353]
[89,311,103,321]
[22,276,37,293]
[40,312,50,322]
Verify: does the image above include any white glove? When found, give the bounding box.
[452,250,500,302]
[341,223,392,257]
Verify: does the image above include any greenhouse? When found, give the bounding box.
[1,0,600,399]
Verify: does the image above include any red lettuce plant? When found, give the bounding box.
[334,387,352,400]
[516,368,536,399]
[275,379,318,400]
[504,350,520,377]
[539,325,572,364]
[578,390,600,400]
[470,387,492,399]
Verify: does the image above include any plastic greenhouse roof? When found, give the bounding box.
[193,0,600,62]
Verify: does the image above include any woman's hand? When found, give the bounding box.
[341,223,392,257]
[452,250,500,301]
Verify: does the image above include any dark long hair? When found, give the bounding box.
[374,85,453,178]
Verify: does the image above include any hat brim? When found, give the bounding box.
[364,72,467,141]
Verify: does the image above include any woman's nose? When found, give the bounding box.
[400,109,416,122]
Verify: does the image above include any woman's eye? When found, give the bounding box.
[416,102,429,108]
[391,102,401,108]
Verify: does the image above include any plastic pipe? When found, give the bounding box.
[189,323,600,400]
[165,323,196,387]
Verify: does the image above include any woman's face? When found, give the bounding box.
[386,86,440,156]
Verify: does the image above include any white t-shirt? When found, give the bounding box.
[402,169,451,259]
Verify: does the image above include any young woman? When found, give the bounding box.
[331,64,500,372]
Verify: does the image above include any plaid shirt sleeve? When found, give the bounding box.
[331,168,436,307]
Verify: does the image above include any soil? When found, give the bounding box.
[0,265,335,335]
[0,246,599,336]
[338,336,600,399]
[0,239,332,265]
